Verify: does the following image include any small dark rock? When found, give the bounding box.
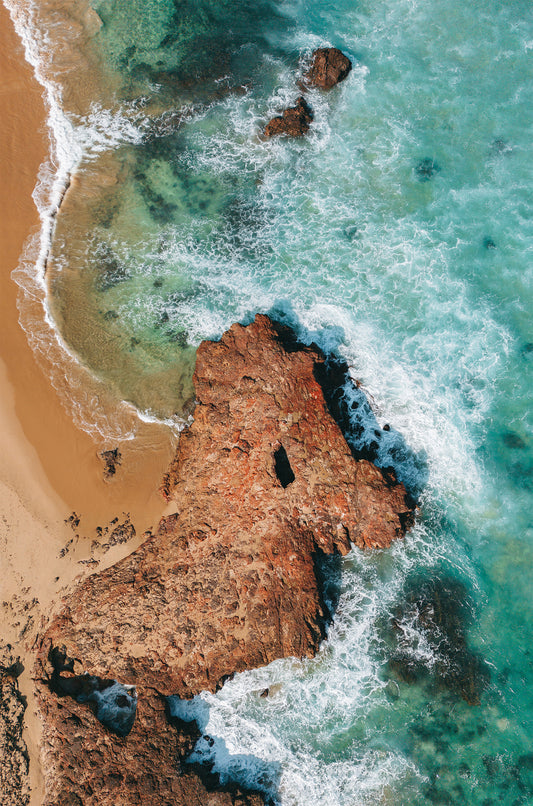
[104,517,135,548]
[490,138,511,156]
[259,688,269,698]
[65,512,80,530]
[264,96,314,138]
[483,237,497,250]
[306,47,352,89]
[103,310,119,322]
[100,448,122,479]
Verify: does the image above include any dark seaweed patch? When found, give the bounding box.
[501,430,526,450]
[415,158,441,181]
[93,244,130,291]
[167,330,188,347]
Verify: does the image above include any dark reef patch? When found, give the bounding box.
[415,158,441,181]
[384,573,490,705]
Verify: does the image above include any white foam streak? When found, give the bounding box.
[3,0,156,441]
[174,528,438,804]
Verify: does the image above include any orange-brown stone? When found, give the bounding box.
[35,314,414,805]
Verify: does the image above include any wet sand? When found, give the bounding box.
[0,4,178,800]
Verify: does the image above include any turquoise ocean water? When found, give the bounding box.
[7,0,533,802]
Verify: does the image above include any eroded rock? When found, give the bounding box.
[38,685,262,806]
[35,314,414,804]
[0,650,30,806]
[306,47,352,89]
[264,96,314,137]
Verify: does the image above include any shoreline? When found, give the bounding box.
[0,4,178,801]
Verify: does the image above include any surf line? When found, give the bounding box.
[42,171,72,277]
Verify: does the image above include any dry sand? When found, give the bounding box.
[0,4,178,800]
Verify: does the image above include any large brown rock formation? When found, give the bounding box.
[34,314,414,805]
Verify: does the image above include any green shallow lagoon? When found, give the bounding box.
[32,0,533,801]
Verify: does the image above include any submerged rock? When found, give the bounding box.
[305,47,352,89]
[386,574,490,705]
[415,157,441,181]
[264,96,314,137]
[35,314,414,804]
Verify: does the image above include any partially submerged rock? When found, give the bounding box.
[264,96,314,137]
[386,574,490,705]
[306,47,352,89]
[35,314,414,804]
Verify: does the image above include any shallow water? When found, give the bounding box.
[7,0,533,802]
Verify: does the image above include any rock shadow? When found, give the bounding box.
[47,646,137,737]
[167,695,282,805]
[267,302,428,504]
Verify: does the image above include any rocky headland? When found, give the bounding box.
[31,314,414,804]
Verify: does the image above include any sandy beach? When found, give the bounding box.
[0,4,178,800]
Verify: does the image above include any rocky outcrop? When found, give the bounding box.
[35,314,414,804]
[263,96,314,138]
[38,685,262,806]
[305,47,352,89]
[0,650,30,806]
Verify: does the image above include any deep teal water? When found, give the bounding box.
[18,0,533,802]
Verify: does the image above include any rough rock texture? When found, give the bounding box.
[0,651,30,806]
[306,47,352,89]
[264,96,314,137]
[38,686,262,806]
[35,314,414,805]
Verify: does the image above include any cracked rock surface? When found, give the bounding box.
[35,315,414,805]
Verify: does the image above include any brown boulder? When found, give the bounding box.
[264,96,313,137]
[306,47,352,89]
[34,314,414,804]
